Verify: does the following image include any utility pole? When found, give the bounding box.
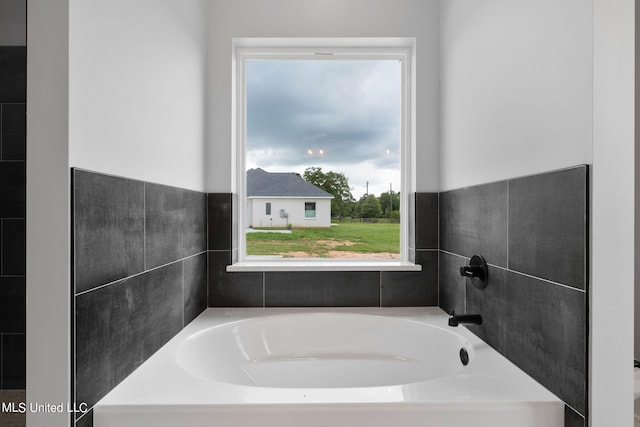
[389,183,393,214]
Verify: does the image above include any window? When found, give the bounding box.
[305,202,316,219]
[232,38,416,269]
[266,202,271,215]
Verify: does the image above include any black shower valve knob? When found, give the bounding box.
[459,255,488,289]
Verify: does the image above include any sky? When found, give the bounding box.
[246,59,401,200]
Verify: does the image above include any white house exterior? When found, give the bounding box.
[247,168,334,228]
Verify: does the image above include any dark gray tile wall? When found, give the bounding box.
[440,181,508,267]
[0,46,26,391]
[207,193,440,308]
[73,170,145,293]
[508,168,587,290]
[145,183,206,269]
[75,263,183,410]
[438,166,588,424]
[207,250,263,307]
[265,271,380,307]
[72,169,208,427]
[208,193,232,251]
[565,405,585,427]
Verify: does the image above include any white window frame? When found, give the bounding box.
[230,38,419,272]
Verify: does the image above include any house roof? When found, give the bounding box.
[247,168,334,199]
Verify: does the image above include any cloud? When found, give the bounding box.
[246,59,401,197]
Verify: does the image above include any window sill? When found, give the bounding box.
[226,260,422,272]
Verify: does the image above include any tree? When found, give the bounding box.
[355,194,382,218]
[303,167,355,218]
[378,191,400,217]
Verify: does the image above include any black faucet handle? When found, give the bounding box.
[460,265,483,277]
[459,255,488,288]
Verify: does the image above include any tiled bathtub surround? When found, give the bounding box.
[0,46,26,390]
[207,193,439,308]
[72,169,207,426]
[439,166,588,426]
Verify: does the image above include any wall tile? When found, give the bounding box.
[184,254,207,325]
[415,193,438,249]
[145,183,183,268]
[208,251,263,307]
[381,250,438,306]
[183,190,207,257]
[440,181,507,267]
[508,166,587,289]
[73,170,144,293]
[407,193,415,255]
[76,410,93,427]
[265,271,380,307]
[565,405,585,427]
[145,184,207,270]
[232,193,238,250]
[1,103,26,160]
[0,48,26,103]
[0,162,25,218]
[2,334,25,389]
[75,262,183,410]
[208,194,232,251]
[2,218,25,275]
[466,269,586,415]
[0,277,24,333]
[438,251,467,316]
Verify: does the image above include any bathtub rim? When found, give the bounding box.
[94,307,562,407]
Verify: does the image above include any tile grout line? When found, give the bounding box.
[72,173,76,422]
[75,405,90,424]
[182,260,185,327]
[439,250,585,293]
[437,192,440,308]
[143,183,146,271]
[506,180,509,269]
[74,251,208,298]
[206,195,209,308]
[489,263,587,293]
[565,402,586,420]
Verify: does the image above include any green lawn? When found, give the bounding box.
[246,222,400,258]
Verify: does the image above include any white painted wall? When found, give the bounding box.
[440,0,636,425]
[0,0,26,46]
[249,198,332,228]
[206,0,440,193]
[591,0,635,425]
[68,0,208,192]
[439,0,592,191]
[27,2,71,426]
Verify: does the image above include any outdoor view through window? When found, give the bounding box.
[245,59,401,259]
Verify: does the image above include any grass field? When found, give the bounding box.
[246,222,400,258]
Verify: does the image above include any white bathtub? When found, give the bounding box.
[94,307,563,427]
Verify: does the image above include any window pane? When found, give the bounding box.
[305,202,316,218]
[245,58,401,259]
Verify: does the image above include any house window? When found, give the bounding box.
[266,202,271,215]
[305,202,316,218]
[233,39,415,268]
